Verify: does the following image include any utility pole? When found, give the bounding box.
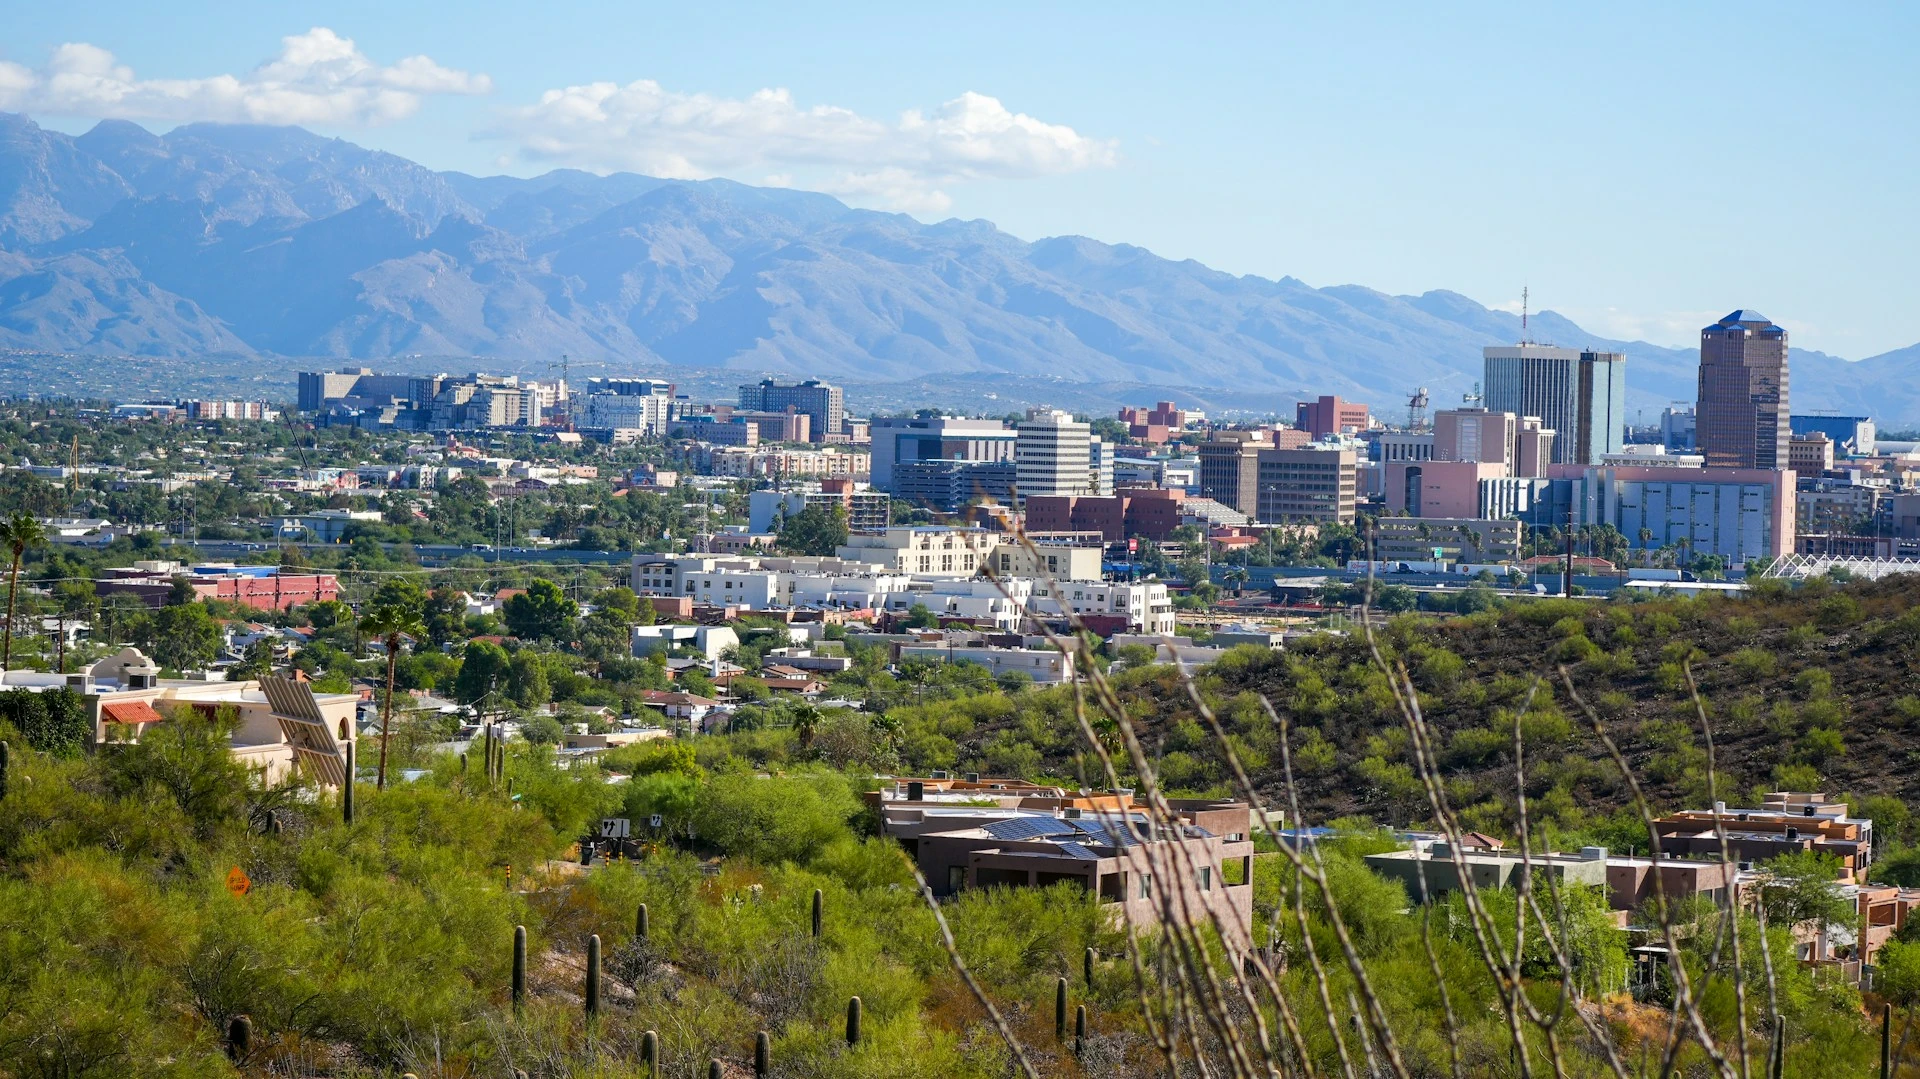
[1564,506,1576,598]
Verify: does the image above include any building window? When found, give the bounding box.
[948,866,966,892]
[1198,866,1212,891]
[1138,872,1153,899]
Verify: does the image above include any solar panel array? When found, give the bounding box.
[983,816,1078,841]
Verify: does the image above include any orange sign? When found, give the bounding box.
[225,866,251,897]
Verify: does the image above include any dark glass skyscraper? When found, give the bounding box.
[1696,310,1789,470]
[1482,346,1627,465]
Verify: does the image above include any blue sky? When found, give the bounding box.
[6,2,1918,357]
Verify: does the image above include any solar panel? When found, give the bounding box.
[1052,841,1099,861]
[983,816,1077,841]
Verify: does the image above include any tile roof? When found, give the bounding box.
[101,700,166,724]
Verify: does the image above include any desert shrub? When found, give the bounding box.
[1728,647,1777,679]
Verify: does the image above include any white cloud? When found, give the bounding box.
[494,80,1116,213]
[1557,307,1726,348]
[0,28,489,127]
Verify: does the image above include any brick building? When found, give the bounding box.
[1022,488,1186,543]
[1294,395,1370,438]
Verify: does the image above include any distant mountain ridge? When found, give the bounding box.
[2,112,1917,421]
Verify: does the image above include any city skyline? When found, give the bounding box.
[5,3,1918,359]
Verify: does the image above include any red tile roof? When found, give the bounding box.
[101,700,166,725]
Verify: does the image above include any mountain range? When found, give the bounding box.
[2,111,1917,423]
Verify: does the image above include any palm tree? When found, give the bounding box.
[360,602,427,790]
[0,513,47,669]
[789,701,822,752]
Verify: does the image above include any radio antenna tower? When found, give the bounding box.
[1521,285,1531,344]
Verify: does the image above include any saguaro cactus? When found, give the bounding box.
[342,742,355,824]
[585,933,602,1017]
[640,1029,659,1071]
[1882,1001,1893,1079]
[708,1061,723,1079]
[1055,977,1069,1039]
[511,925,527,1010]
[225,1014,252,1061]
[637,902,650,940]
[1074,1004,1087,1056]
[755,1030,771,1076]
[1084,945,1095,989]
[845,995,862,1046]
[812,888,824,939]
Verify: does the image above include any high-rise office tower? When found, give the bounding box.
[1198,431,1268,514]
[1482,346,1626,465]
[1696,310,1790,470]
[1015,408,1093,499]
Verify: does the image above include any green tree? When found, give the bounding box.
[149,603,219,671]
[578,604,636,664]
[422,586,467,645]
[307,599,352,630]
[99,705,252,838]
[360,602,427,790]
[166,576,200,606]
[1756,851,1854,937]
[454,639,512,706]
[594,586,641,620]
[0,686,91,754]
[1878,939,1920,1005]
[1375,584,1419,612]
[690,772,859,864]
[507,650,551,708]
[519,711,564,745]
[229,638,276,681]
[777,502,849,557]
[788,700,822,751]
[371,576,427,611]
[503,579,579,642]
[0,511,47,667]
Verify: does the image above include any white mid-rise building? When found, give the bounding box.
[880,577,1037,632]
[631,553,907,610]
[835,527,999,576]
[580,378,674,437]
[1030,579,1176,634]
[1016,408,1093,499]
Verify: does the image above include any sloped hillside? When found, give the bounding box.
[975,577,1920,837]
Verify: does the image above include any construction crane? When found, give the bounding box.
[545,355,607,430]
[1407,387,1430,431]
